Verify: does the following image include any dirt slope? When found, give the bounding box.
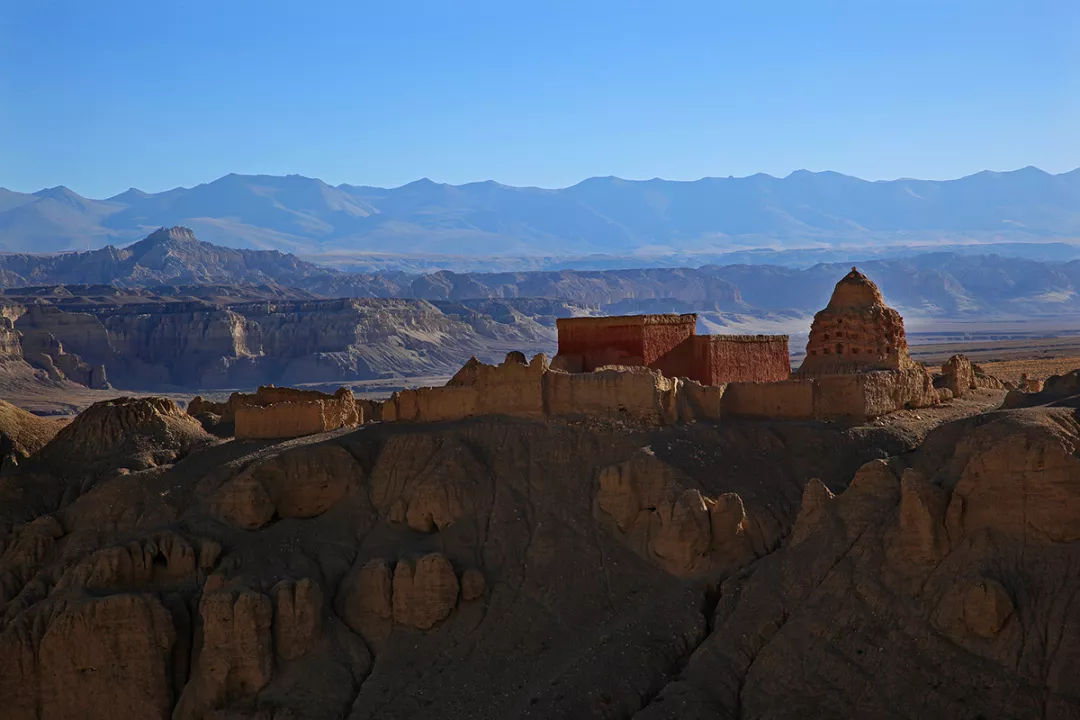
[0,393,1078,718]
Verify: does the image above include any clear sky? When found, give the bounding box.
[2,0,1077,198]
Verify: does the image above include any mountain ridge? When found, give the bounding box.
[2,166,1078,255]
[5,227,1080,320]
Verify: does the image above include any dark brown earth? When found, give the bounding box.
[3,382,1080,718]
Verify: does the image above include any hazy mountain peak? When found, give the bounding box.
[108,187,151,202]
[126,227,202,258]
[32,185,78,199]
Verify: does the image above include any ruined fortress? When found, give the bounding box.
[550,313,790,385]
[208,268,999,436]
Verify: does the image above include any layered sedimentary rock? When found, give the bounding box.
[15,308,109,388]
[0,290,575,390]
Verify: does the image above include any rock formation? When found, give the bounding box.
[595,448,758,576]
[1,286,572,391]
[635,407,1080,719]
[212,443,362,529]
[0,399,64,468]
[391,553,460,630]
[38,396,212,470]
[1005,367,1080,409]
[336,558,394,646]
[937,353,1008,398]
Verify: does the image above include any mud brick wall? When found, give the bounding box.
[235,401,332,439]
[555,314,695,372]
[655,335,790,385]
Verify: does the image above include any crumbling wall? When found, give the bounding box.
[190,386,359,425]
[814,369,944,420]
[381,354,951,426]
[721,369,945,422]
[193,386,360,439]
[382,355,682,425]
[674,380,726,421]
[382,353,547,422]
[447,352,547,416]
[234,401,332,439]
[720,380,815,419]
[380,385,480,423]
[543,366,680,424]
[940,354,975,398]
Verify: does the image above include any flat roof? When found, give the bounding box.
[556,313,697,327]
[699,333,789,342]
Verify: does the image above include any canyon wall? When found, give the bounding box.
[0,295,570,390]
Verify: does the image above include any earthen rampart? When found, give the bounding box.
[189,385,360,439]
[379,351,946,426]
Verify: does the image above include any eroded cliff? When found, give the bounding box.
[1,292,575,390]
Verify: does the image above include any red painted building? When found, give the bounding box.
[552,313,790,385]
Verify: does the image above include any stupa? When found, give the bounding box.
[795,267,914,377]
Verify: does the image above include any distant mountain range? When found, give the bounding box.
[2,167,1078,257]
[4,227,1080,320]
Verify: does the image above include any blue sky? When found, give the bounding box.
[2,0,1076,197]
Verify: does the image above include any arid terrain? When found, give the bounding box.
[4,368,1080,718]
[3,230,1080,719]
[7,0,1077,715]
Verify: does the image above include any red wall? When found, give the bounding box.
[652,335,790,385]
[557,316,695,371]
[693,335,790,384]
[557,316,788,385]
